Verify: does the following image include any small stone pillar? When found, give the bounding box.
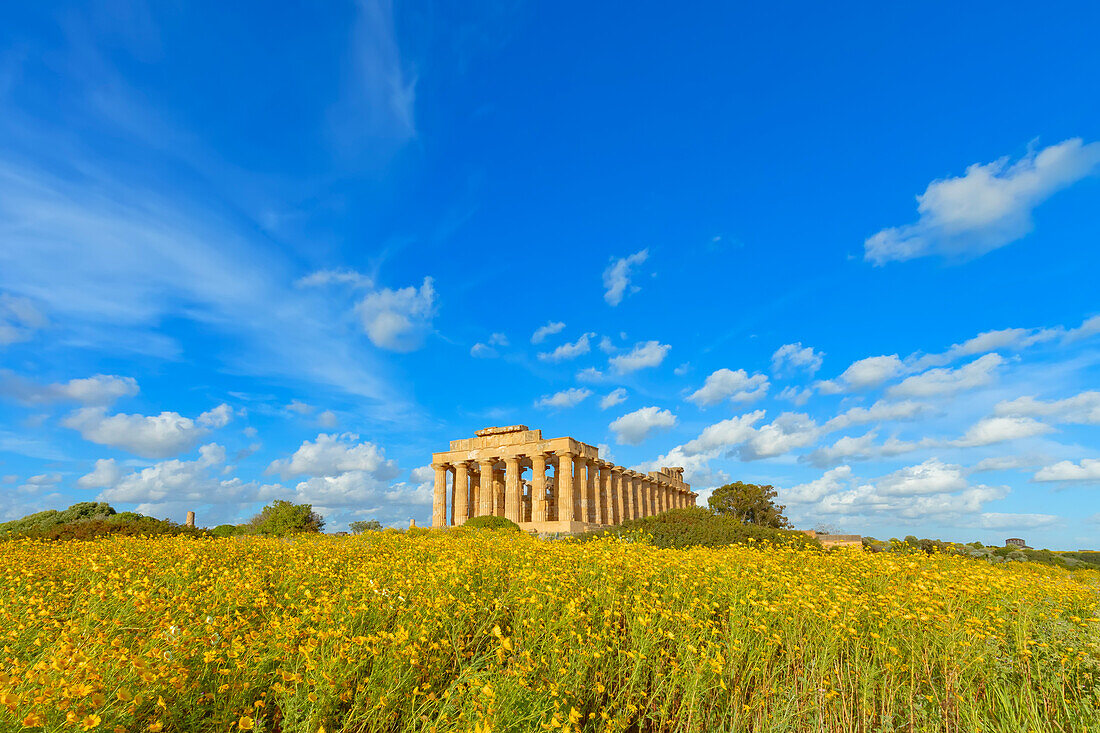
[185,511,195,528]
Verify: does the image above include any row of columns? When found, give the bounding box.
[431,452,694,527]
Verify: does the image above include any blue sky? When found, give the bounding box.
[2,0,1099,547]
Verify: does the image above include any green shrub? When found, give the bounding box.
[349,520,383,534]
[0,501,117,536]
[577,507,821,550]
[248,500,325,537]
[211,524,246,538]
[19,517,207,541]
[462,515,521,532]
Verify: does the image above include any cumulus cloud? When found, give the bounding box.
[804,431,920,467]
[865,138,1100,264]
[778,386,813,406]
[266,433,400,480]
[771,343,824,376]
[681,411,767,456]
[531,321,566,344]
[0,293,48,345]
[576,367,605,382]
[0,373,139,406]
[875,459,969,496]
[887,354,1003,398]
[687,368,769,407]
[817,355,904,394]
[603,249,649,306]
[952,415,1053,447]
[317,410,339,429]
[534,388,592,409]
[86,443,281,510]
[824,400,931,432]
[538,333,594,362]
[62,403,232,458]
[976,513,1059,530]
[784,465,854,504]
[470,342,498,358]
[1033,458,1100,483]
[995,391,1100,425]
[739,412,820,461]
[356,277,435,352]
[295,268,372,288]
[599,388,628,410]
[17,473,62,494]
[609,341,670,374]
[609,406,677,445]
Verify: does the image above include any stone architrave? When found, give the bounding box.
[432,463,448,527]
[431,426,690,533]
[531,454,547,522]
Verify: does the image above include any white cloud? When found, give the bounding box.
[599,388,628,410]
[470,342,498,358]
[1034,458,1100,483]
[953,415,1053,447]
[62,405,228,458]
[197,404,234,429]
[887,353,1003,398]
[603,249,649,306]
[865,138,1100,264]
[771,342,824,376]
[976,513,1059,530]
[674,363,690,376]
[266,433,400,480]
[912,327,1058,369]
[970,455,1041,473]
[818,355,904,393]
[609,340,671,373]
[290,468,428,508]
[295,268,372,288]
[687,368,769,407]
[875,459,969,496]
[739,412,820,461]
[609,406,677,445]
[531,321,566,344]
[598,336,616,354]
[317,410,338,429]
[0,293,48,345]
[538,333,594,362]
[356,277,435,352]
[681,411,767,456]
[995,391,1100,425]
[534,388,592,410]
[805,431,920,467]
[576,367,605,382]
[824,399,930,431]
[17,473,62,494]
[0,373,139,406]
[778,386,813,406]
[77,458,126,489]
[286,400,313,415]
[784,465,854,504]
[489,333,508,346]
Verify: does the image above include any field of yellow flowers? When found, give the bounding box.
[1,530,1098,732]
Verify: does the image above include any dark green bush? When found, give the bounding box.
[577,507,821,550]
[211,524,246,538]
[248,500,325,537]
[462,515,521,532]
[349,520,383,534]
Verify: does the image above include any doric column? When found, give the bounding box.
[573,455,587,524]
[649,479,658,516]
[493,468,506,517]
[531,453,547,522]
[633,473,646,512]
[590,459,602,525]
[477,459,495,517]
[602,462,615,525]
[657,481,667,514]
[432,463,448,527]
[504,456,522,523]
[557,452,574,523]
[453,463,469,524]
[612,467,624,524]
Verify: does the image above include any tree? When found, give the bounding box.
[248,500,325,537]
[349,519,383,534]
[708,482,791,528]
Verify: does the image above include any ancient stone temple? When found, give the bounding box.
[431,425,695,533]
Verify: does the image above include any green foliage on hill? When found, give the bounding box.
[462,515,522,532]
[0,501,116,536]
[0,502,207,541]
[863,536,1100,570]
[349,519,383,534]
[708,482,792,528]
[578,507,821,550]
[248,500,325,537]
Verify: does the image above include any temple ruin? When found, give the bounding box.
[431,425,695,533]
